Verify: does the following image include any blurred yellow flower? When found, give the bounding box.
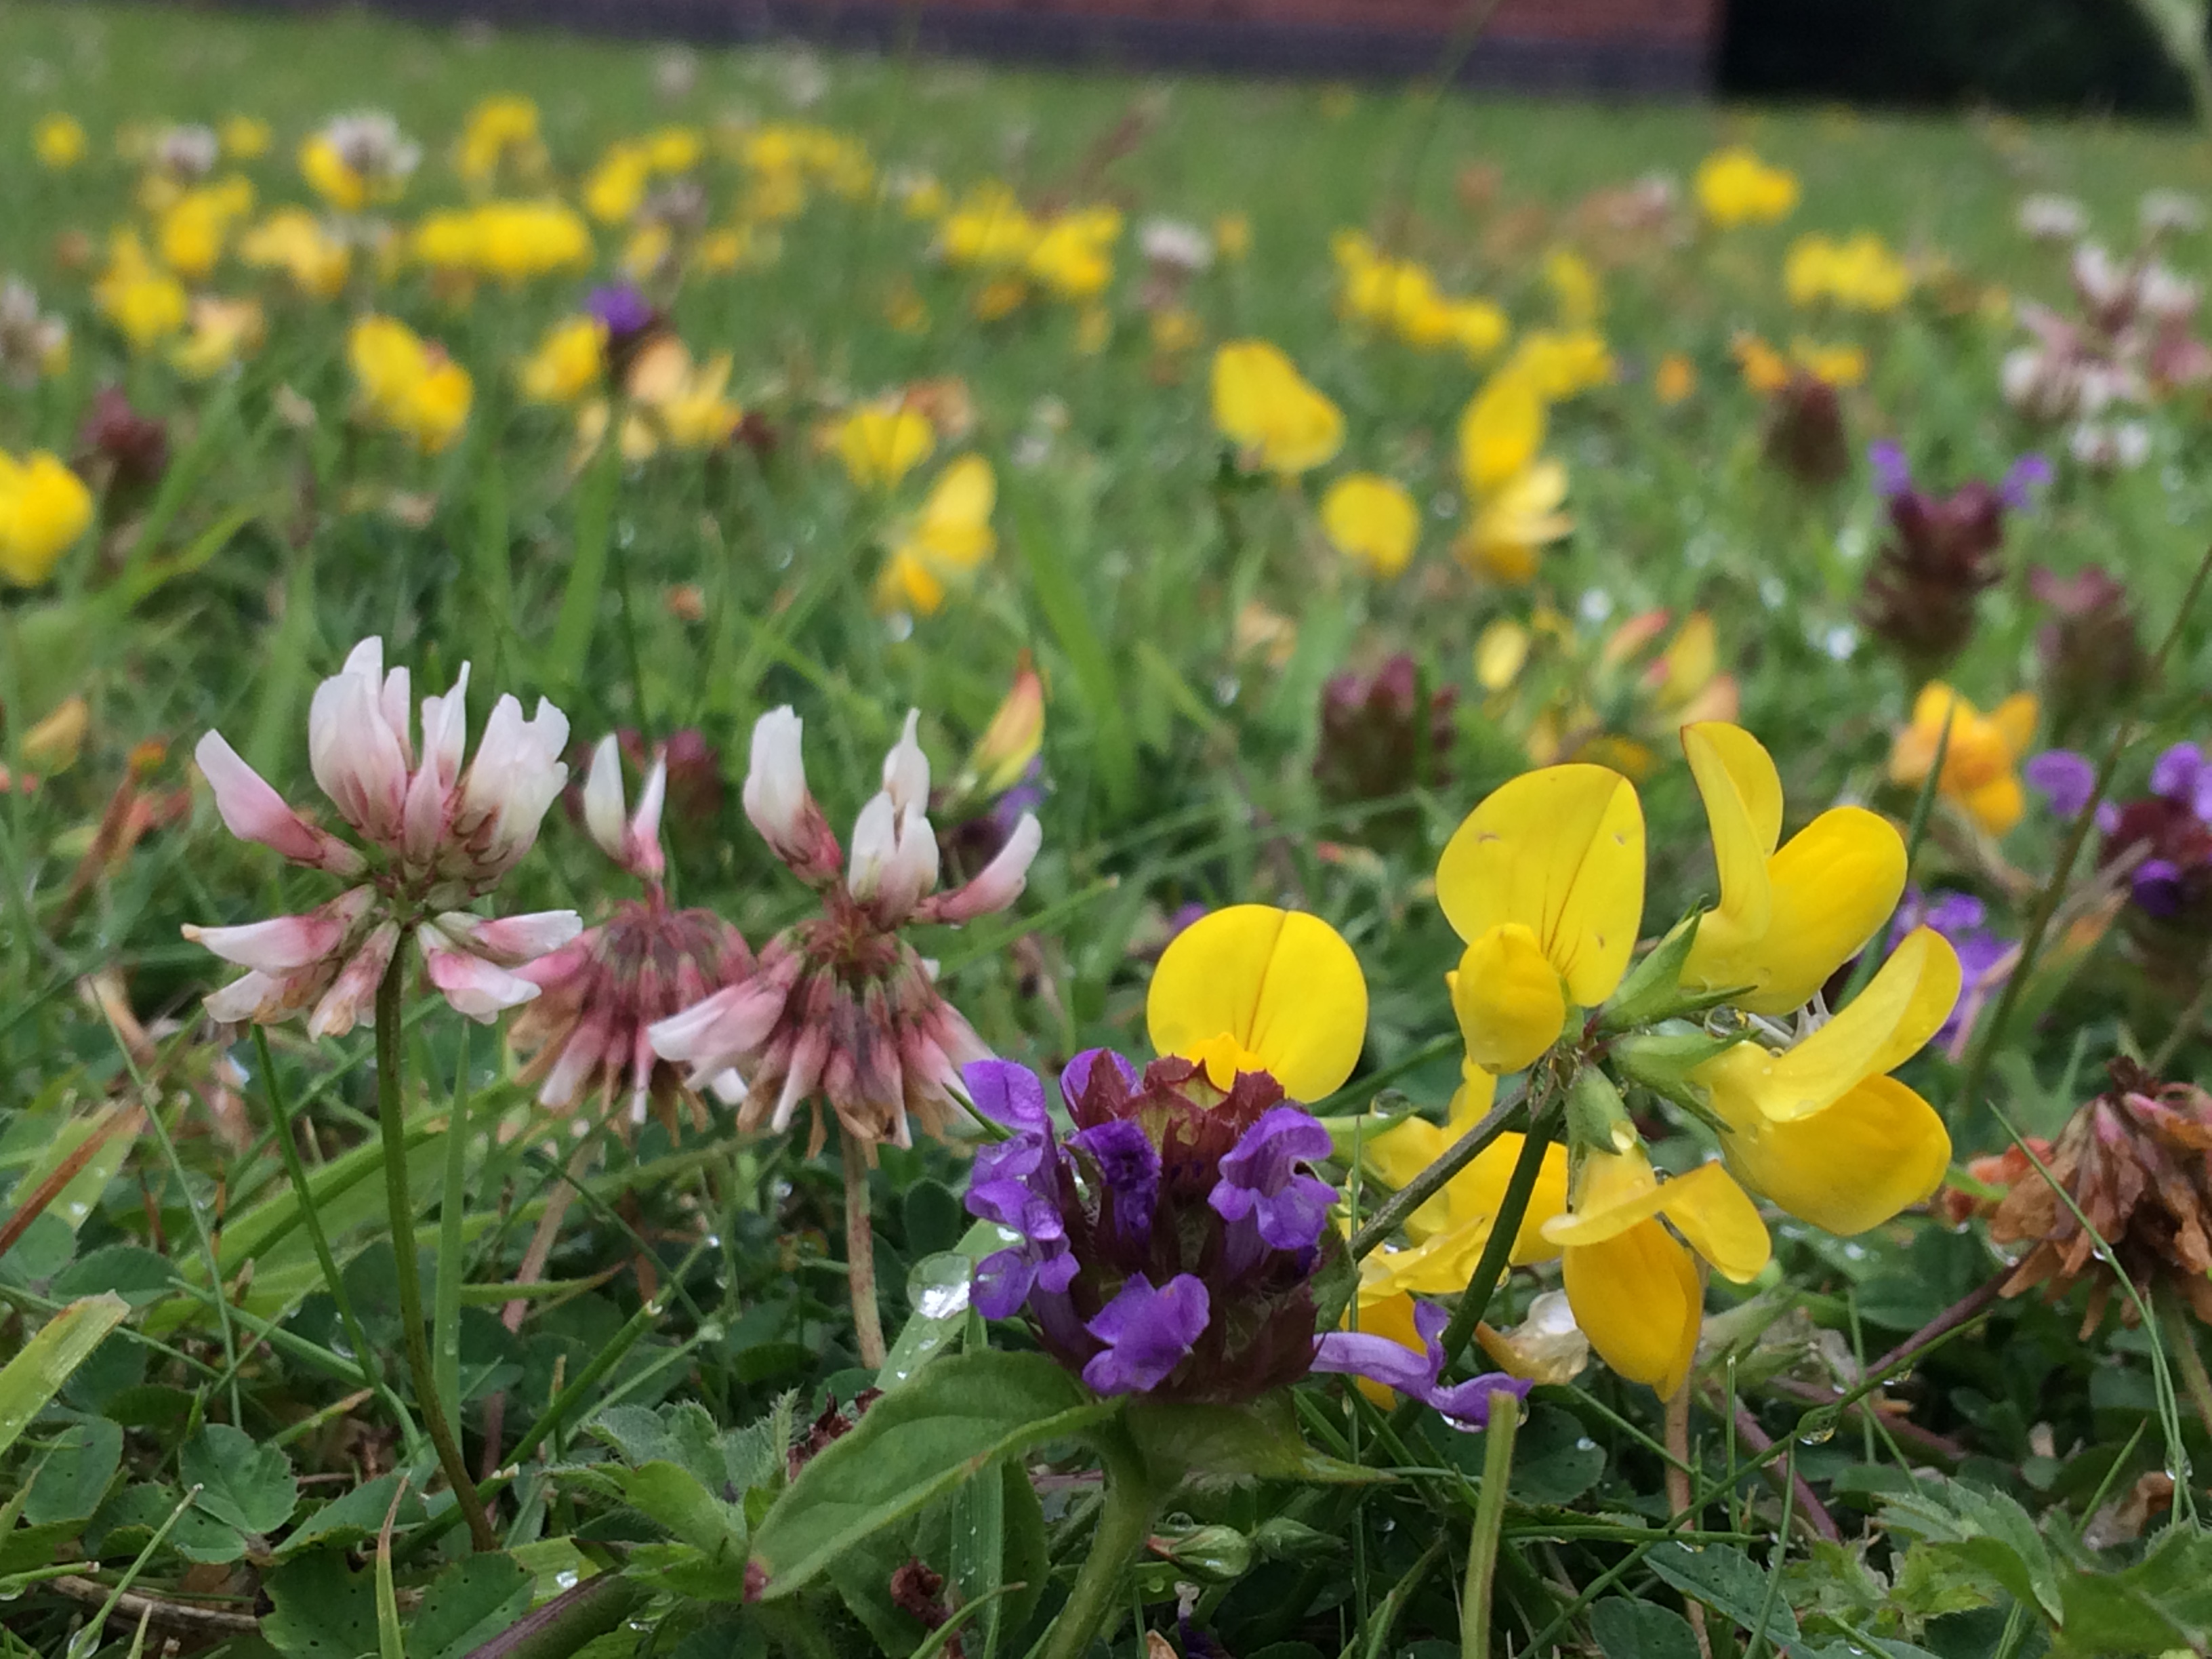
[1500,328,1614,400]
[1210,340,1344,475]
[1889,682,2038,836]
[1027,206,1121,300]
[157,177,255,281]
[1456,373,1570,583]
[413,200,592,285]
[220,115,271,161]
[1334,231,1509,362]
[170,295,265,379]
[1785,232,1910,312]
[518,316,606,406]
[94,233,188,348]
[877,455,997,615]
[348,314,471,454]
[239,209,351,298]
[1320,472,1418,577]
[1654,352,1696,406]
[456,95,541,187]
[835,402,936,489]
[1694,146,1800,228]
[0,451,95,587]
[629,337,741,451]
[583,143,651,224]
[1543,247,1603,325]
[1214,212,1252,261]
[35,114,87,170]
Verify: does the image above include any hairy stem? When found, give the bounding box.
[1439,1096,1561,1366]
[1042,1420,1156,1659]
[375,947,496,1553]
[1350,1082,1528,1261]
[841,1128,886,1368]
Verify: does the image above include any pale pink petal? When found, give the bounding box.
[432,908,583,966]
[649,973,788,1069]
[769,1025,830,1132]
[307,921,401,1040]
[919,813,1040,924]
[581,735,627,862]
[183,893,362,972]
[205,970,281,1023]
[539,1011,614,1109]
[195,731,365,874]
[421,936,542,1022]
[626,754,667,881]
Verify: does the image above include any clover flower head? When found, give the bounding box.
[510,736,754,1135]
[649,705,1042,1153]
[184,636,579,1036]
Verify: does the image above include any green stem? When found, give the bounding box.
[434,1026,471,1452]
[1438,1097,1562,1366]
[1041,1420,1156,1659]
[375,946,496,1553]
[1460,1387,1521,1659]
[1350,1082,1528,1261]
[842,1128,886,1369]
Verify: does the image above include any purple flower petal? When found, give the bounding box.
[1923,892,1990,935]
[1070,1119,1159,1248]
[2153,743,2207,808]
[2134,857,2188,918]
[2000,451,2054,510]
[1082,1274,1210,1395]
[585,283,653,335]
[1059,1047,1137,1110]
[1310,1298,1532,1431]
[2026,750,2097,819]
[1210,1107,1338,1252]
[964,1059,1050,1133]
[1868,440,1912,498]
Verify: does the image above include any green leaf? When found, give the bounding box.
[0,1294,129,1462]
[263,1550,380,1659]
[1125,1393,1392,1486]
[86,1481,247,1564]
[276,1477,429,1561]
[591,1400,733,1494]
[180,1422,299,1536]
[407,1553,535,1659]
[1879,1477,2062,1623]
[621,1462,748,1559]
[877,1252,979,1393]
[2053,1526,2212,1655]
[52,1245,178,1307]
[1644,1542,1801,1645]
[24,1418,123,1525]
[1589,1598,1704,1659]
[948,1448,1004,1658]
[752,1350,1113,1597]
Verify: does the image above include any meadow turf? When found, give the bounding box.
[7,1,2212,1654]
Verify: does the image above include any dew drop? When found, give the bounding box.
[555,1570,579,1590]
[916,1281,971,1319]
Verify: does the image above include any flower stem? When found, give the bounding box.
[375,946,497,1553]
[1460,1387,1521,1659]
[1438,1095,1562,1366]
[840,1128,886,1369]
[1042,1420,1155,1659]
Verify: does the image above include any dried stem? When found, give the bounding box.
[842,1128,886,1369]
[1665,1386,1714,1659]
[1867,1273,2006,1381]
[1721,1398,1841,1545]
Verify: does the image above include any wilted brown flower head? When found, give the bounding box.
[1990,1059,2212,1333]
[77,386,171,499]
[512,735,752,1136]
[1314,655,1455,844]
[1764,373,1849,487]
[649,706,1044,1155]
[1859,448,2045,676]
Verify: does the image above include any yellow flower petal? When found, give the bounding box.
[1542,1145,1666,1247]
[1692,927,1961,1125]
[1436,764,1645,1007]
[1718,1073,1951,1235]
[1657,1164,1771,1283]
[1363,1127,1570,1293]
[1962,774,2025,836]
[1452,924,1568,1074]
[1563,1222,1700,1395]
[1147,905,1368,1103]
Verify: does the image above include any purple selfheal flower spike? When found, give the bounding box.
[1311,1301,1532,1432]
[966,1132,1077,1319]
[585,283,653,336]
[964,1057,1050,1134]
[2097,801,2124,835]
[2026,749,2097,819]
[2135,858,2188,918]
[1922,892,1989,935]
[1868,440,1912,498]
[1059,1047,1137,1109]
[1211,1107,1337,1251]
[1070,1119,1160,1248]
[2000,451,2054,509]
[2152,743,2209,812]
[1082,1273,1209,1395]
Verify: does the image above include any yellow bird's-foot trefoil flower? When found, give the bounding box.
[1889,682,2039,836]
[1320,473,1419,577]
[1147,903,1368,1104]
[0,451,96,588]
[1211,341,1345,476]
[876,455,996,616]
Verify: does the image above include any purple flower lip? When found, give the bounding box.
[1868,439,1912,498]
[2134,857,2188,918]
[1311,1301,1532,1431]
[1211,1106,1337,1252]
[1082,1274,1210,1395]
[2000,451,2054,509]
[585,283,655,336]
[2150,742,2212,821]
[2026,748,2097,819]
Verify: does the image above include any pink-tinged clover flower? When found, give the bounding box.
[649,705,1043,1153]
[508,735,754,1134]
[185,636,579,1036]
